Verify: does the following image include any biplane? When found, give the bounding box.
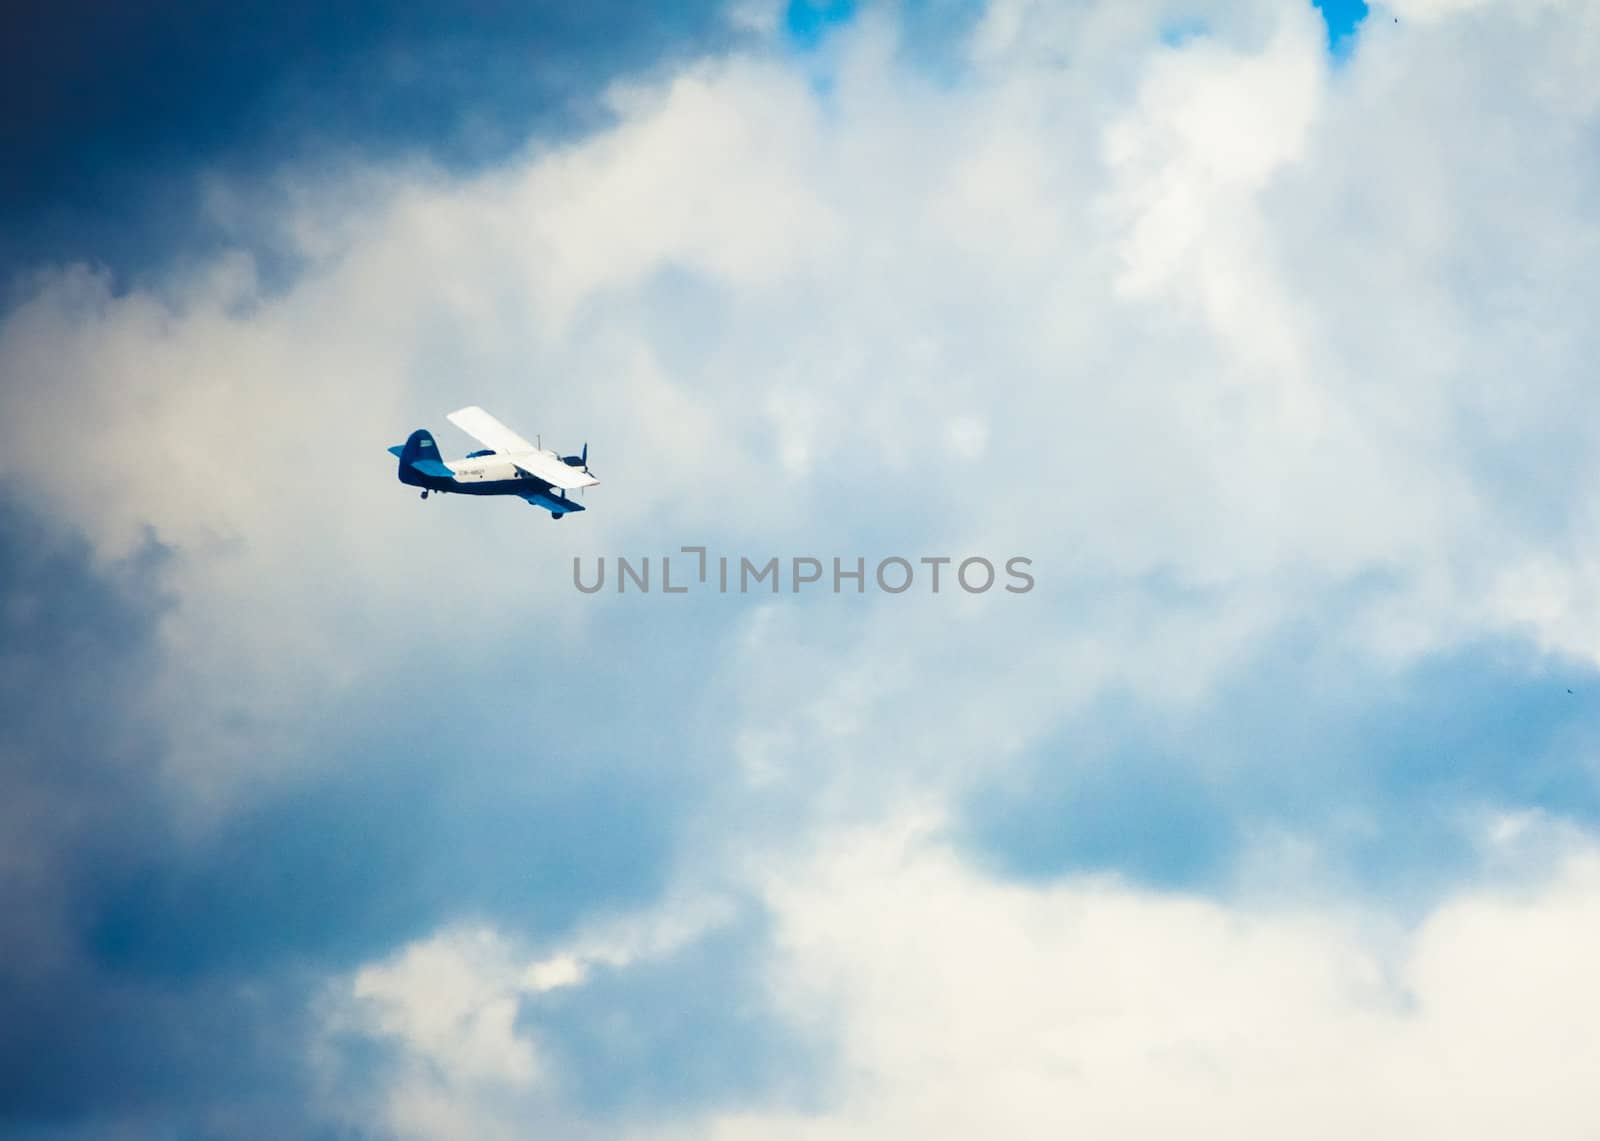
[389,406,598,519]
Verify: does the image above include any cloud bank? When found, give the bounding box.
[3,0,1600,1136]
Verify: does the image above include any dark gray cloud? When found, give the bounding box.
[521,907,828,1117]
[0,497,321,1132]
[961,591,1600,903]
[0,495,716,1136]
[0,0,739,279]
[86,730,687,982]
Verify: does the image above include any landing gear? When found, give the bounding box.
[420,490,429,500]
[552,512,564,520]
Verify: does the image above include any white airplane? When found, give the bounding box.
[388,405,599,519]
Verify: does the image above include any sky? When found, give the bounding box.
[3,0,1600,1137]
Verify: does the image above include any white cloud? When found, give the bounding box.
[349,926,543,1089]
[327,813,1600,1141]
[1387,0,1495,23]
[320,893,743,1138]
[711,815,1600,1141]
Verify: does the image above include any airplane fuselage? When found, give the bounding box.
[407,457,555,496]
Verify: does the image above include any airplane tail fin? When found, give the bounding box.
[395,429,445,485]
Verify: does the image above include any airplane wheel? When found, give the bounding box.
[552,512,564,520]
[420,491,428,499]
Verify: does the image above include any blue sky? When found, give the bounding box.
[5,1,1600,1138]
[1315,0,1370,51]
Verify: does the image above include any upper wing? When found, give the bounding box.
[446,406,537,455]
[447,405,599,490]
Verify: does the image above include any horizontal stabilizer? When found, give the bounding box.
[387,445,405,457]
[522,490,586,515]
[410,458,454,478]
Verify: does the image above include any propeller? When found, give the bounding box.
[560,442,592,495]
[561,442,589,471]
